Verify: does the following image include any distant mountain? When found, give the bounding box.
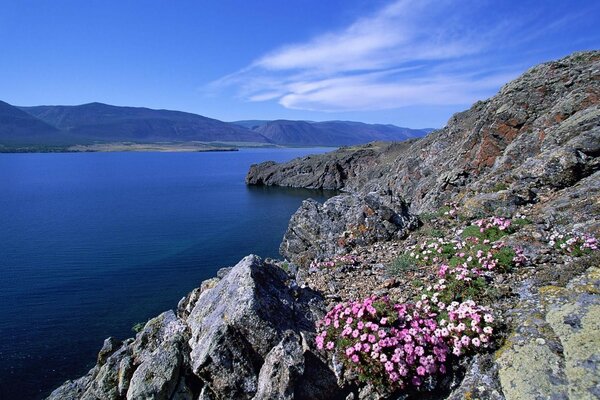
[0,100,435,150]
[20,103,270,143]
[248,119,433,146]
[231,120,272,130]
[0,100,66,145]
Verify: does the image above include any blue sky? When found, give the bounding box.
[1,0,598,128]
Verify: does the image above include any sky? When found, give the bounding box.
[0,0,598,128]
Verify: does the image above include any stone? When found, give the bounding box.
[280,192,418,266]
[187,255,340,400]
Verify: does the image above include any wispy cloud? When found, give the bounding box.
[208,0,585,112]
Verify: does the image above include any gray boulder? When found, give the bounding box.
[187,255,341,399]
[280,192,418,266]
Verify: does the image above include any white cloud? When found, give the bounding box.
[209,0,525,112]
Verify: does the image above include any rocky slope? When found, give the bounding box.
[48,51,599,400]
[249,51,599,264]
[48,256,342,400]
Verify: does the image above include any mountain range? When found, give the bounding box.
[235,120,433,147]
[0,100,432,150]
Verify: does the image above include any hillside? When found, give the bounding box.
[48,51,600,400]
[20,103,269,144]
[251,119,431,146]
[0,100,66,146]
[0,103,431,150]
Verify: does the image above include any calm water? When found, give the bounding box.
[0,148,335,400]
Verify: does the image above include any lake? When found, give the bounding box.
[0,148,334,400]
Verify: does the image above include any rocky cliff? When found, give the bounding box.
[49,51,600,400]
[250,51,599,265]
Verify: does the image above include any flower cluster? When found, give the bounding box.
[310,254,360,271]
[316,295,495,390]
[441,202,460,219]
[548,230,598,256]
[459,217,516,242]
[407,235,523,274]
[474,217,512,231]
[317,296,449,388]
[405,217,529,303]
[441,300,494,356]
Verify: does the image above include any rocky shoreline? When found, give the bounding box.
[48,51,599,399]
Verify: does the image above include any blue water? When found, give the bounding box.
[0,148,334,400]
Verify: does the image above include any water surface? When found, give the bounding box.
[0,148,334,399]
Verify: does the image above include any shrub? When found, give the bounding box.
[461,217,514,242]
[132,322,145,333]
[490,182,508,192]
[548,230,598,256]
[316,295,495,391]
[386,255,417,277]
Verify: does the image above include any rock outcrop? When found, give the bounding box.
[280,191,418,265]
[47,256,343,400]
[268,51,600,261]
[246,141,415,191]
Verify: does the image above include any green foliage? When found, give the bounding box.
[419,212,436,222]
[490,182,508,192]
[461,225,509,242]
[412,278,424,288]
[436,276,489,304]
[494,247,517,272]
[132,322,145,333]
[420,225,445,238]
[512,217,532,227]
[386,254,417,277]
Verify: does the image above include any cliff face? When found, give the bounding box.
[249,51,599,214]
[246,141,416,191]
[248,51,599,264]
[48,51,600,400]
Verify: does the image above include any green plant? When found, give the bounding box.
[490,182,508,192]
[132,322,145,333]
[512,217,532,226]
[386,254,416,277]
[493,247,517,272]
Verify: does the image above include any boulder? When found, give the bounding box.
[280,192,418,266]
[186,255,341,399]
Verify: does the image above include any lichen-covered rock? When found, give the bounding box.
[187,255,341,399]
[496,267,600,400]
[252,331,304,400]
[281,192,418,265]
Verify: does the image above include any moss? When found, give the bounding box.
[494,331,517,361]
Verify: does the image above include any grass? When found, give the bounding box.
[386,254,417,277]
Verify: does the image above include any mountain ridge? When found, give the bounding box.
[237,119,432,146]
[0,101,432,150]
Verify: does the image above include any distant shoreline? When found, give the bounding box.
[0,141,342,153]
[0,142,246,153]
